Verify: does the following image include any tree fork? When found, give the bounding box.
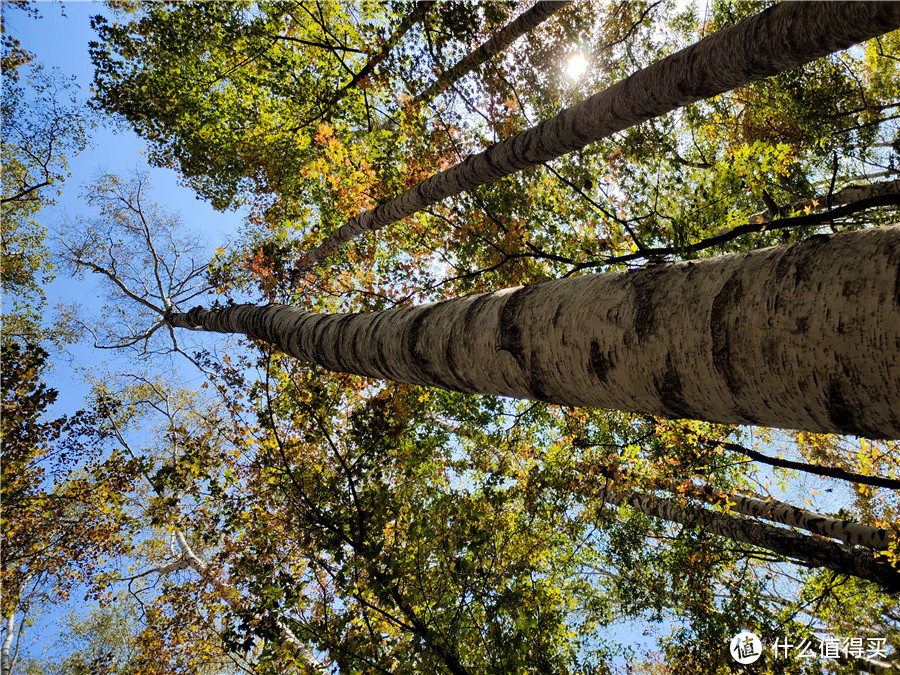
[293,1,900,275]
[169,225,900,438]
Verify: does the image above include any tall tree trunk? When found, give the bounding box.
[293,2,900,276]
[318,2,435,116]
[669,482,893,550]
[379,0,571,130]
[169,225,900,438]
[597,488,900,592]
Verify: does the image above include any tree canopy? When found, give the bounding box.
[3,1,900,673]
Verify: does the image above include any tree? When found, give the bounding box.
[288,1,900,276]
[57,170,213,358]
[1,36,92,340]
[0,341,141,675]
[169,223,900,438]
[40,0,900,671]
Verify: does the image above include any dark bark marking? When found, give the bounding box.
[588,340,611,383]
[552,303,565,329]
[888,238,900,310]
[463,292,495,326]
[655,352,694,418]
[710,273,745,396]
[316,313,358,373]
[406,304,456,390]
[792,315,809,335]
[498,284,552,400]
[841,279,861,299]
[369,311,396,379]
[630,269,666,343]
[498,287,529,370]
[826,375,876,438]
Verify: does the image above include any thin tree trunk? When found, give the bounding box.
[169,225,900,438]
[750,179,900,224]
[378,1,571,131]
[597,488,900,592]
[670,482,893,550]
[0,613,13,675]
[171,530,329,675]
[319,2,434,116]
[292,2,900,276]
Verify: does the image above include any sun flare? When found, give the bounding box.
[566,53,588,80]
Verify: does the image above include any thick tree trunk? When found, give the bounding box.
[170,225,900,438]
[598,488,900,592]
[674,483,892,550]
[294,1,900,275]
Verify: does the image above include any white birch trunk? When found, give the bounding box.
[171,225,900,439]
[0,613,14,675]
[171,531,328,675]
[749,179,900,224]
[676,484,892,550]
[294,2,900,275]
[598,488,900,592]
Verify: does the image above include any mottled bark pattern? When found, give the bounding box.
[170,225,900,438]
[601,489,900,592]
[296,2,900,274]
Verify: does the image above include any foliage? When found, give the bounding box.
[8,0,900,672]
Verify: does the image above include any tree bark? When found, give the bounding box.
[386,1,572,125]
[170,225,900,438]
[598,488,900,593]
[171,531,329,675]
[673,483,893,550]
[0,613,13,675]
[293,1,900,276]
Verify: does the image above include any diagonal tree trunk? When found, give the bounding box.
[666,482,893,550]
[750,178,900,225]
[596,487,900,592]
[316,2,435,118]
[292,1,900,277]
[378,0,572,131]
[169,225,900,438]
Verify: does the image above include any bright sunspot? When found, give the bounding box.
[566,53,588,80]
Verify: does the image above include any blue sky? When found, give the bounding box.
[4,2,885,669]
[6,1,244,412]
